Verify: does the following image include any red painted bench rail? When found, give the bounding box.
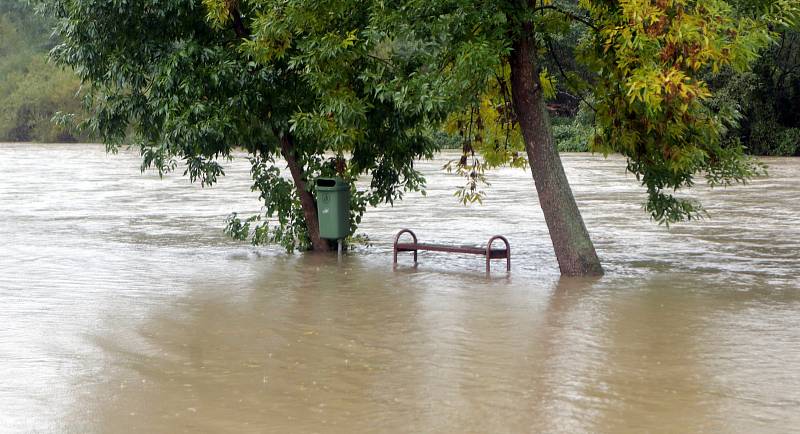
[392,229,511,274]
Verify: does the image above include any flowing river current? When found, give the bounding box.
[1,143,798,433]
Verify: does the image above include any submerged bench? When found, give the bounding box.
[393,229,510,274]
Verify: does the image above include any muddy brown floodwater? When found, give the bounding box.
[1,143,798,433]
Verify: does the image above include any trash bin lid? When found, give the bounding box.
[315,177,349,191]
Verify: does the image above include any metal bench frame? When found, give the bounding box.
[393,229,511,274]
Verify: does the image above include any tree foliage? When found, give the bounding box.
[376,0,795,224]
[43,0,446,251]
[37,0,800,264]
[582,0,800,221]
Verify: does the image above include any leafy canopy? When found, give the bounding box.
[43,0,450,250]
[375,0,796,223]
[582,0,778,222]
[41,0,799,246]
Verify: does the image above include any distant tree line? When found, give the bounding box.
[0,0,87,142]
[708,29,800,156]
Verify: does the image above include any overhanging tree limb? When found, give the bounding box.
[531,5,599,32]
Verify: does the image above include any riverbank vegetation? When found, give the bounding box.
[0,0,88,142]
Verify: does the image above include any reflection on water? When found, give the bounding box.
[0,143,798,433]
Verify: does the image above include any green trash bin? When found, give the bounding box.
[316,177,350,240]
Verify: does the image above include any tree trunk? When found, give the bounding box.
[509,27,604,276]
[279,133,331,252]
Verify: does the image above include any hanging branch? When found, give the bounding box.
[544,35,597,113]
[228,1,251,39]
[531,5,599,32]
[493,61,516,151]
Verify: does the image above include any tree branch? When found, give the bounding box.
[532,5,599,32]
[230,6,250,39]
[544,35,597,113]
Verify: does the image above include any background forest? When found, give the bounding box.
[0,0,86,142]
[0,0,797,155]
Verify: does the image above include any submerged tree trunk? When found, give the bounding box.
[279,133,331,252]
[509,27,604,276]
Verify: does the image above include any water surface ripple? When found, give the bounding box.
[0,143,798,433]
